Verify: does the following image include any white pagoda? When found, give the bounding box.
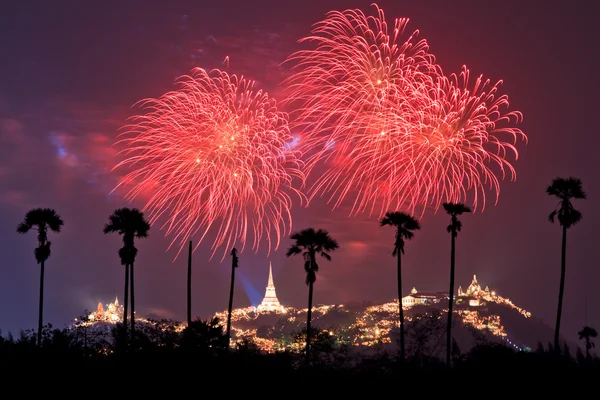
[256,262,286,313]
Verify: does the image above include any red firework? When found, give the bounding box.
[390,65,527,214]
[283,4,526,217]
[113,67,304,260]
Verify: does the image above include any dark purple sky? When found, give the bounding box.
[0,0,598,345]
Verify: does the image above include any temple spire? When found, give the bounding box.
[267,262,275,288]
[256,261,285,313]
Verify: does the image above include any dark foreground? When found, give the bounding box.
[1,321,598,392]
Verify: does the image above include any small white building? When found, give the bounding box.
[402,287,447,308]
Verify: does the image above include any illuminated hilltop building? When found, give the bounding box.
[88,296,123,323]
[256,262,286,313]
[458,275,497,306]
[402,287,447,308]
[401,275,499,309]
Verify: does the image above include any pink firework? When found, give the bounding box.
[283,4,526,216]
[282,4,441,216]
[113,67,304,260]
[391,65,527,214]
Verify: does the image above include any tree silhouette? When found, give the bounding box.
[578,326,597,360]
[17,208,64,347]
[380,211,420,362]
[226,247,239,347]
[103,208,150,346]
[547,176,585,352]
[443,202,471,367]
[286,228,339,362]
[187,240,192,327]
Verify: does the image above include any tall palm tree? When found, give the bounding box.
[380,211,421,362]
[286,228,339,362]
[443,202,471,367]
[103,208,150,345]
[226,247,239,347]
[578,326,597,360]
[187,240,192,327]
[17,208,64,347]
[547,176,586,352]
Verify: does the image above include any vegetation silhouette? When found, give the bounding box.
[16,208,64,347]
[546,176,586,353]
[187,240,192,327]
[1,313,598,384]
[442,202,471,367]
[103,208,150,348]
[380,211,421,362]
[286,227,339,362]
[578,326,597,360]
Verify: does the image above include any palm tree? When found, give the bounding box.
[380,211,421,362]
[547,176,586,352]
[103,208,150,345]
[187,240,192,327]
[286,228,339,362]
[226,247,239,347]
[578,326,597,360]
[17,208,64,347]
[443,202,471,367]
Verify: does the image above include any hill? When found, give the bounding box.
[214,275,567,356]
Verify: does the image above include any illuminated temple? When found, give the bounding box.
[256,262,286,313]
[457,275,496,306]
[88,296,123,323]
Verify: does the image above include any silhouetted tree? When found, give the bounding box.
[187,240,192,327]
[380,211,420,362]
[576,347,586,365]
[536,341,545,354]
[226,247,239,347]
[103,208,150,346]
[17,208,64,347]
[286,228,339,363]
[291,327,345,366]
[181,317,227,352]
[547,176,585,352]
[563,343,572,360]
[443,202,471,367]
[405,308,446,366]
[578,326,597,360]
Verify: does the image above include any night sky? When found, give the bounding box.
[1,0,598,345]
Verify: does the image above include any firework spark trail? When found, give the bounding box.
[393,66,527,214]
[283,3,527,217]
[282,4,440,216]
[113,67,305,260]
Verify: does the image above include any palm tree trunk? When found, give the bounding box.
[554,224,568,353]
[187,240,192,327]
[37,259,45,348]
[306,279,314,362]
[226,259,236,348]
[130,262,135,345]
[586,341,590,360]
[397,247,405,362]
[123,263,129,337]
[446,232,456,367]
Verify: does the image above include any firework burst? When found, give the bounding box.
[391,65,527,214]
[282,4,439,216]
[113,67,304,260]
[283,3,526,217]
